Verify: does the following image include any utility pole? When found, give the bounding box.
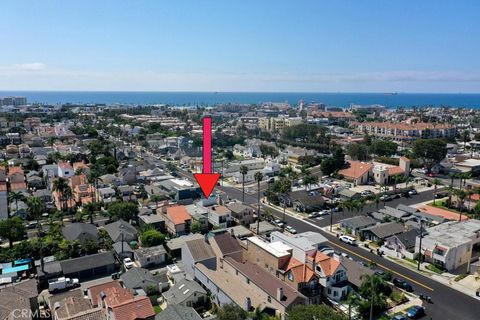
[417,219,423,271]
[330,210,333,232]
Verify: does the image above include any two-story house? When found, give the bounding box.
[165,205,192,236]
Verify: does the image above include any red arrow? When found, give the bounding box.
[194,117,221,198]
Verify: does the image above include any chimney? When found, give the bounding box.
[276,287,284,301]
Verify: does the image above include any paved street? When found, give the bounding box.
[151,155,480,319]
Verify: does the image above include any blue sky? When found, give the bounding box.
[0,0,479,92]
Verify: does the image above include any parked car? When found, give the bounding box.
[285,226,297,234]
[339,235,357,246]
[408,189,418,196]
[379,195,391,201]
[391,314,408,320]
[123,258,134,269]
[308,212,320,218]
[361,190,374,196]
[393,278,413,292]
[406,306,425,319]
[267,177,275,183]
[273,219,285,228]
[435,192,447,198]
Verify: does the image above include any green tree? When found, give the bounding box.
[107,201,139,222]
[368,140,398,157]
[455,189,467,222]
[321,157,338,176]
[8,191,25,216]
[358,274,390,319]
[52,177,72,211]
[240,165,249,202]
[191,220,202,234]
[346,143,369,161]
[0,217,26,248]
[26,196,46,228]
[217,304,248,320]
[288,304,346,320]
[431,178,443,205]
[412,139,447,173]
[302,173,319,191]
[140,229,166,247]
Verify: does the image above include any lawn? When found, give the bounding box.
[153,305,162,314]
[426,264,444,274]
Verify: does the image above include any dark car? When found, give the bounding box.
[393,278,413,292]
[406,305,425,319]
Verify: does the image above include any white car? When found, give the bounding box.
[339,235,357,246]
[319,209,330,216]
[408,189,418,195]
[123,258,134,269]
[285,226,297,234]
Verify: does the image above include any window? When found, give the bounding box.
[236,270,238,276]
[267,296,271,303]
[246,278,250,284]
[327,288,331,294]
[287,272,293,281]
[334,291,338,297]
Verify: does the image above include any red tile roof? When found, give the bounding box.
[339,160,373,179]
[8,166,24,175]
[109,296,154,320]
[88,280,123,307]
[388,166,405,176]
[284,257,316,283]
[308,251,341,276]
[167,206,192,225]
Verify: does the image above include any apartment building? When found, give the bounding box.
[355,121,456,142]
[259,116,302,132]
[415,220,480,272]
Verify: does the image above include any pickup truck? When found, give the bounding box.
[48,277,80,293]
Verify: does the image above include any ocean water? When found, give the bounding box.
[1,91,480,108]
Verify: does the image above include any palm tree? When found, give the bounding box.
[373,194,381,209]
[455,189,467,222]
[278,178,292,224]
[239,165,248,202]
[26,196,45,226]
[302,173,319,191]
[8,191,25,217]
[431,178,442,205]
[83,202,97,224]
[447,183,455,207]
[52,177,71,211]
[254,171,263,235]
[27,196,46,271]
[87,169,101,203]
[391,174,404,193]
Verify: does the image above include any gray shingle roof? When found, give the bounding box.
[120,267,159,290]
[155,305,202,320]
[60,252,115,275]
[134,245,167,260]
[162,278,206,305]
[104,219,138,242]
[62,223,98,242]
[362,222,404,239]
[379,206,410,219]
[340,216,377,229]
[184,239,216,262]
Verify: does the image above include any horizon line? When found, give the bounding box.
[0,90,480,95]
